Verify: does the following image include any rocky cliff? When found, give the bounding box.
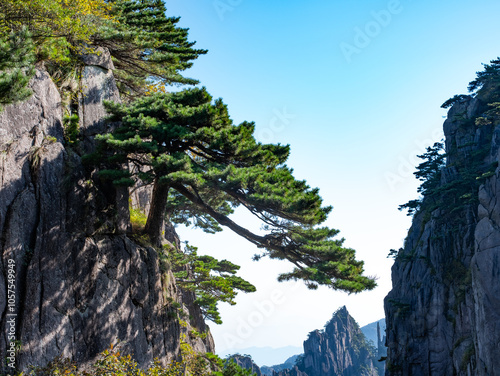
[385,82,500,374]
[273,307,382,376]
[0,52,213,373]
[229,355,263,376]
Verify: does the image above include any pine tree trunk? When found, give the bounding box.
[144,180,170,247]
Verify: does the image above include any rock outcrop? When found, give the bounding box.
[0,52,213,374]
[385,85,500,375]
[375,322,386,366]
[274,307,381,376]
[229,355,263,376]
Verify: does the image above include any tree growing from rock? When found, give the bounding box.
[91,87,376,293]
[169,244,256,324]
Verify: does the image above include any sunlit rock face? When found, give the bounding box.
[272,307,381,376]
[385,87,500,375]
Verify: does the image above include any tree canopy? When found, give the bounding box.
[90,87,376,293]
[468,57,500,93]
[2,0,375,307]
[0,0,112,64]
[0,0,205,101]
[168,244,256,324]
[92,0,207,99]
[398,142,446,216]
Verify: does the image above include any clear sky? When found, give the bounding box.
[166,0,500,361]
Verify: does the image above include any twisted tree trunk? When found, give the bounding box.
[144,179,170,247]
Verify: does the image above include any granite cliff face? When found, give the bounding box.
[273,307,382,376]
[0,52,213,373]
[385,86,500,375]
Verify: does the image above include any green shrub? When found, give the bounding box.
[63,114,80,145]
[26,342,256,376]
[129,206,147,232]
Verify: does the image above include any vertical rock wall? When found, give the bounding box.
[0,52,213,373]
[385,90,500,375]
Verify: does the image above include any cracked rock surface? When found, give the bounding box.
[0,54,213,373]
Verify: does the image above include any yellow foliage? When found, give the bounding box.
[145,82,168,95]
[1,0,112,36]
[0,0,113,62]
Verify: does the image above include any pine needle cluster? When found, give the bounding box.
[0,28,35,110]
[92,88,376,292]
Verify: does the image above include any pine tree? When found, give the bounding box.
[0,0,204,103]
[0,0,112,109]
[468,57,500,92]
[398,142,446,216]
[92,0,207,99]
[89,87,376,293]
[169,244,256,324]
[0,28,35,110]
[401,58,500,218]
[0,0,112,63]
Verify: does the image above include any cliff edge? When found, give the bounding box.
[385,78,500,375]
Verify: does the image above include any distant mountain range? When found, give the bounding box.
[225,308,386,375]
[261,355,301,376]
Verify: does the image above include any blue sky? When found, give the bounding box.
[166,0,500,363]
